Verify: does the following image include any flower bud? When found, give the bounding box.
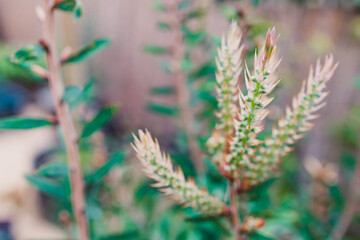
[265,27,276,62]
[239,216,266,233]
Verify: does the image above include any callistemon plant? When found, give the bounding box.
[132,21,338,239]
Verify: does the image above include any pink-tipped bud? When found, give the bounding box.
[266,27,276,46]
[264,27,276,62]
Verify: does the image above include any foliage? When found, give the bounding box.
[0,117,54,129]
[63,39,111,64]
[1,0,124,239]
[0,43,46,84]
[133,21,337,239]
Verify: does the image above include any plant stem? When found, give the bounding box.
[230,180,241,240]
[43,1,88,239]
[330,154,360,240]
[168,1,204,172]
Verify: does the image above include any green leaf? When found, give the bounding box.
[153,1,166,11]
[178,0,191,10]
[26,174,69,200]
[146,103,178,116]
[85,151,125,183]
[63,85,82,104]
[70,78,96,109]
[185,9,206,20]
[7,60,46,81]
[184,30,206,46]
[54,0,83,19]
[354,76,360,90]
[38,161,69,178]
[98,231,139,240]
[143,45,168,55]
[220,6,238,21]
[10,44,45,64]
[81,105,118,139]
[185,213,225,222]
[251,0,263,6]
[150,86,175,95]
[74,1,83,19]
[86,203,102,220]
[157,22,170,30]
[181,58,192,71]
[54,0,77,11]
[197,91,217,106]
[63,39,111,64]
[0,117,53,129]
[248,232,275,240]
[190,62,216,79]
[246,177,278,195]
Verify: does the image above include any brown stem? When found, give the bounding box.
[43,1,88,239]
[330,154,360,240]
[230,180,241,240]
[168,1,204,172]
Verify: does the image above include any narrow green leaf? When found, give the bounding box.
[74,1,83,19]
[98,231,139,240]
[70,78,96,109]
[157,22,170,30]
[26,174,69,200]
[81,105,118,139]
[190,62,216,78]
[54,0,76,11]
[178,0,191,10]
[0,117,53,129]
[181,58,192,71]
[153,1,166,11]
[146,103,178,116]
[184,9,206,20]
[354,76,360,90]
[63,85,82,104]
[185,213,226,222]
[53,0,83,19]
[197,91,217,106]
[186,32,207,46]
[38,161,69,178]
[244,177,278,194]
[150,86,175,95]
[8,60,45,81]
[143,45,168,55]
[251,0,262,6]
[184,30,206,46]
[85,151,125,183]
[248,232,274,240]
[10,44,45,64]
[63,39,111,64]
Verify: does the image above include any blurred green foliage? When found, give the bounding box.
[0,43,45,84]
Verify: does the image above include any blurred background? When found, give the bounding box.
[0,0,360,239]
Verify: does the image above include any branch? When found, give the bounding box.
[43,1,88,239]
[168,0,204,172]
[230,180,241,240]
